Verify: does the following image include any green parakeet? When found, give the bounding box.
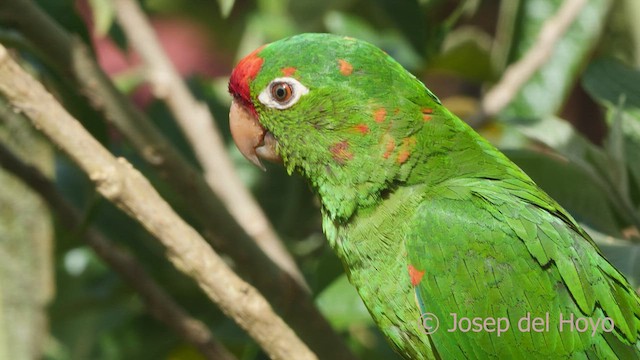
[228,33,640,359]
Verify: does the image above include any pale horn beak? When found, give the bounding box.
[229,100,281,171]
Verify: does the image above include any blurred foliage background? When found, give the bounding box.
[0,0,639,359]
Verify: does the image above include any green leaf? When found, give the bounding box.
[582,58,640,109]
[624,0,640,67]
[111,67,145,95]
[603,102,629,199]
[599,242,640,288]
[316,275,373,330]
[288,0,356,31]
[582,59,640,215]
[234,0,298,59]
[88,0,116,37]
[499,0,611,120]
[429,26,496,82]
[618,109,640,212]
[217,0,235,18]
[492,0,521,71]
[518,116,640,229]
[505,149,622,236]
[582,224,640,288]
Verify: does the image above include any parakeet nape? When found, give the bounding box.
[228,33,640,359]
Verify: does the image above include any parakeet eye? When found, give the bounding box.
[258,77,309,110]
[271,82,292,103]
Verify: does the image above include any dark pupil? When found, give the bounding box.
[275,85,287,99]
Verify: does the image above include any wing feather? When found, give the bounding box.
[405,178,640,358]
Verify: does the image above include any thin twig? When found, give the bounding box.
[0,44,316,360]
[0,135,236,360]
[481,0,587,117]
[111,0,306,288]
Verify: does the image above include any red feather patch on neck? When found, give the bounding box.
[228,45,265,116]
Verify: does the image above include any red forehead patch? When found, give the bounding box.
[228,45,266,115]
[281,67,297,76]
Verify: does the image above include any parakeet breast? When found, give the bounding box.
[323,184,436,360]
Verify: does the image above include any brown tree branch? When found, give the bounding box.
[111,0,306,288]
[481,0,588,117]
[0,44,316,360]
[0,132,236,360]
[0,2,355,358]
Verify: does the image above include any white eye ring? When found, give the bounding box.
[258,77,309,110]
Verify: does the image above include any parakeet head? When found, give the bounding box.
[229,33,444,220]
